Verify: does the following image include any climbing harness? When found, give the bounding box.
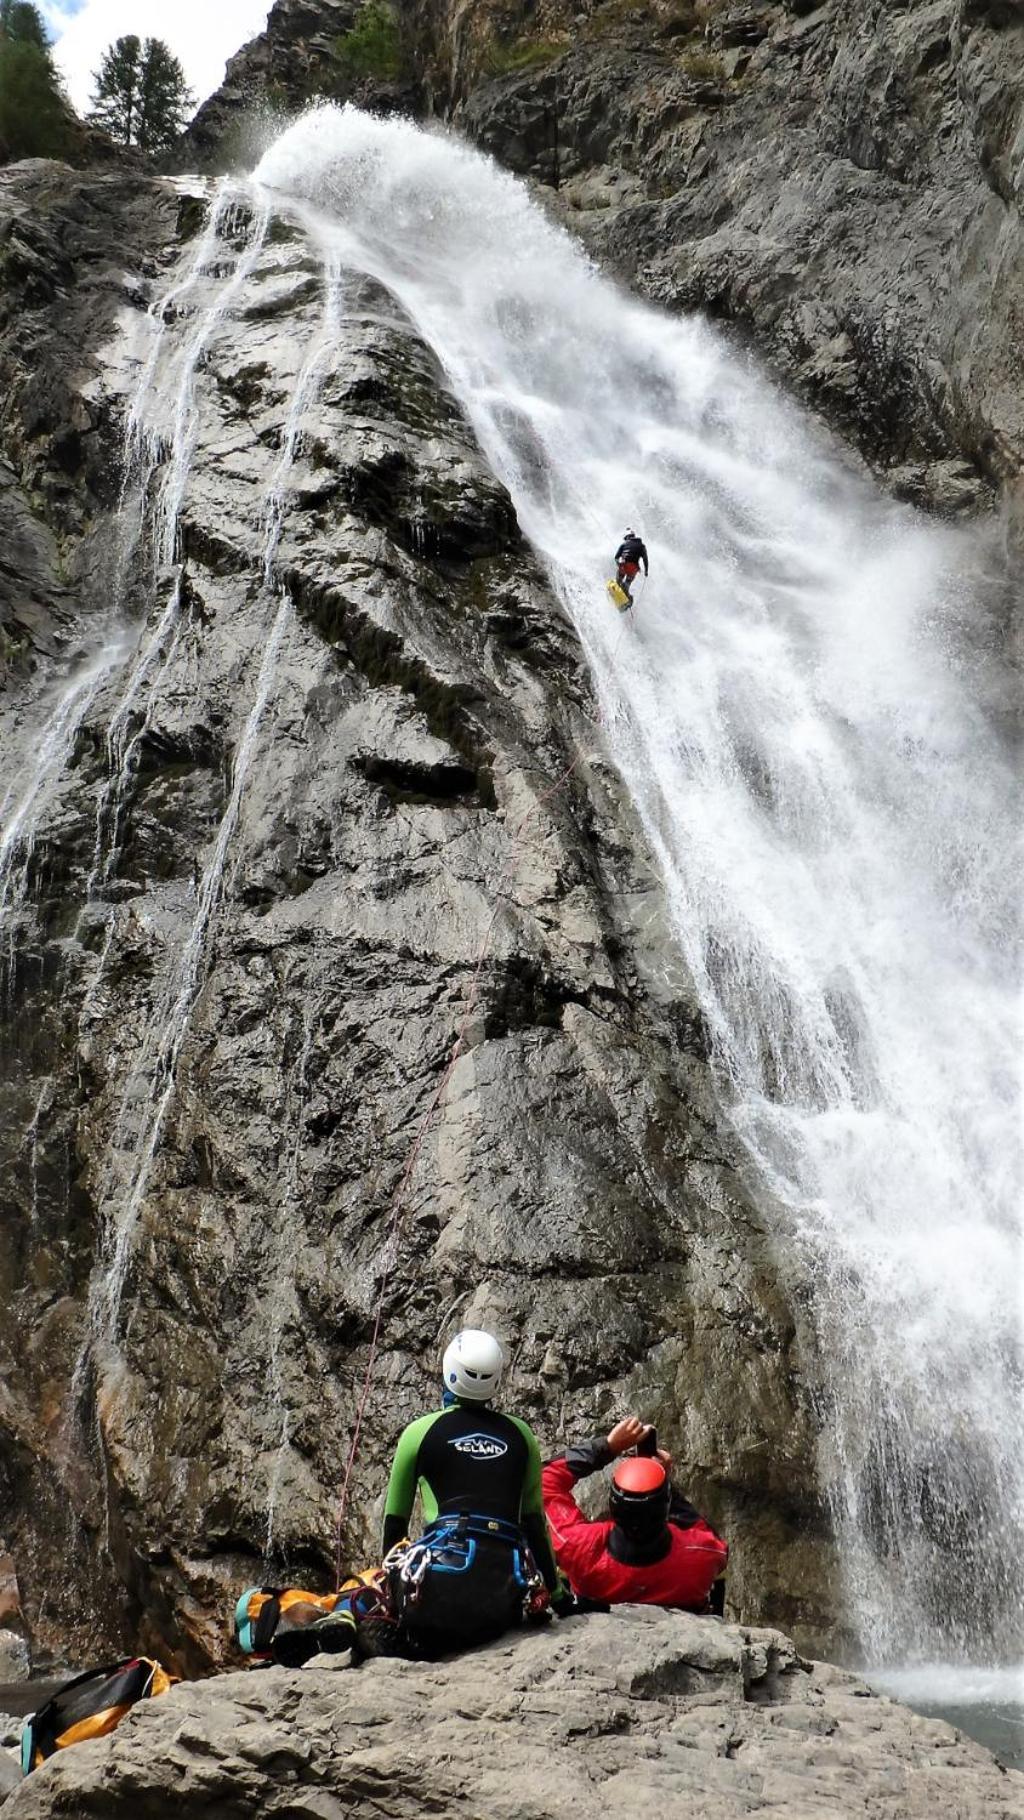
[384,1513,548,1646]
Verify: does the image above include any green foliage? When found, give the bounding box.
[89,33,193,151]
[677,44,726,80]
[332,3,404,83]
[136,37,194,151]
[0,3,70,163]
[0,0,48,48]
[484,36,567,76]
[88,34,143,144]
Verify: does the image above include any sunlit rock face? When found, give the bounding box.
[0,162,824,1672]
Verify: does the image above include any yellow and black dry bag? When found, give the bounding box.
[20,1657,176,1774]
[232,1584,343,1658]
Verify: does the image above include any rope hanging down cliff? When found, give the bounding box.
[331,665,633,1586]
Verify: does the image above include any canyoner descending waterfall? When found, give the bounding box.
[254,107,1023,1666]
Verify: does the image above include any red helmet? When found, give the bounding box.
[609,1456,670,1539]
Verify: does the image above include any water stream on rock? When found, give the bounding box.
[255,107,1023,1669]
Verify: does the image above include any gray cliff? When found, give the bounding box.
[1,0,1021,1696]
[0,161,824,1671]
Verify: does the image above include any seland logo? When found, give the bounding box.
[450,1433,508,1460]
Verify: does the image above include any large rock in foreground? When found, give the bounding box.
[5,1609,1020,1819]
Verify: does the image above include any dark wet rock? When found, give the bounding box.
[4,1610,1021,1819]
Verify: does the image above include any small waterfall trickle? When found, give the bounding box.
[82,192,274,920]
[0,641,128,998]
[95,593,292,1346]
[82,221,339,1365]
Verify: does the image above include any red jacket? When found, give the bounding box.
[542,1446,728,1610]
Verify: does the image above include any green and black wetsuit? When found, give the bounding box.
[382,1399,559,1648]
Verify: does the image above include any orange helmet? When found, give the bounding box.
[609,1455,671,1539]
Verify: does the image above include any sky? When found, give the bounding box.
[41,0,272,114]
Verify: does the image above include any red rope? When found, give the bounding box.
[333,737,586,1585]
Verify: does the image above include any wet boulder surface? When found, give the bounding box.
[0,163,828,1671]
[4,1609,1022,1819]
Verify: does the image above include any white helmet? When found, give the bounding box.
[442,1329,505,1402]
[624,526,636,536]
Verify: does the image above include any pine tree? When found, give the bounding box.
[0,1,70,163]
[137,38,193,153]
[88,34,193,152]
[88,34,143,146]
[0,1,48,48]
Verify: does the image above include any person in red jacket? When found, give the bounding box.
[542,1416,728,1610]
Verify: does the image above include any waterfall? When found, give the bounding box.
[254,106,1023,1665]
[82,198,329,1352]
[0,639,128,998]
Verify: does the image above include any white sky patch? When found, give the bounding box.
[43,0,272,114]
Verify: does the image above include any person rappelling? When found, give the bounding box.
[606,527,649,612]
[378,1329,566,1656]
[542,1415,728,1610]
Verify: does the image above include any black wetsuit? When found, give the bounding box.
[615,535,649,574]
[382,1399,559,1652]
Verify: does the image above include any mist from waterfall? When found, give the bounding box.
[254,105,1023,1666]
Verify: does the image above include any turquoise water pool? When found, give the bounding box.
[868,1666,1024,1772]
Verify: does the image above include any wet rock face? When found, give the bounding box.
[0,167,830,1672]
[4,1609,1021,1819]
[455,0,1024,515]
[0,165,180,676]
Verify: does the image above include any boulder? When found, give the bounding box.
[3,1609,1020,1818]
[0,1638,28,1685]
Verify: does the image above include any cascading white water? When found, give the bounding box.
[254,106,1023,1665]
[0,640,128,994]
[84,199,327,1349]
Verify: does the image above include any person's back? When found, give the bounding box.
[542,1417,727,1611]
[383,1329,560,1654]
[614,527,649,604]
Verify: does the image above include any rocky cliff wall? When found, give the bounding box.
[0,159,829,1673]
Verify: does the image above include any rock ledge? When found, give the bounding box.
[5,1607,1020,1818]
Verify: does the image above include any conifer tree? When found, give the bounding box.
[89,34,193,152]
[0,1,70,163]
[0,1,48,48]
[88,34,143,146]
[137,37,194,152]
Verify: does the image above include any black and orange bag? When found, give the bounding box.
[20,1657,176,1774]
[232,1585,344,1658]
[233,1572,398,1664]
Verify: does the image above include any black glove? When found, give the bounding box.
[550,1581,609,1620]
